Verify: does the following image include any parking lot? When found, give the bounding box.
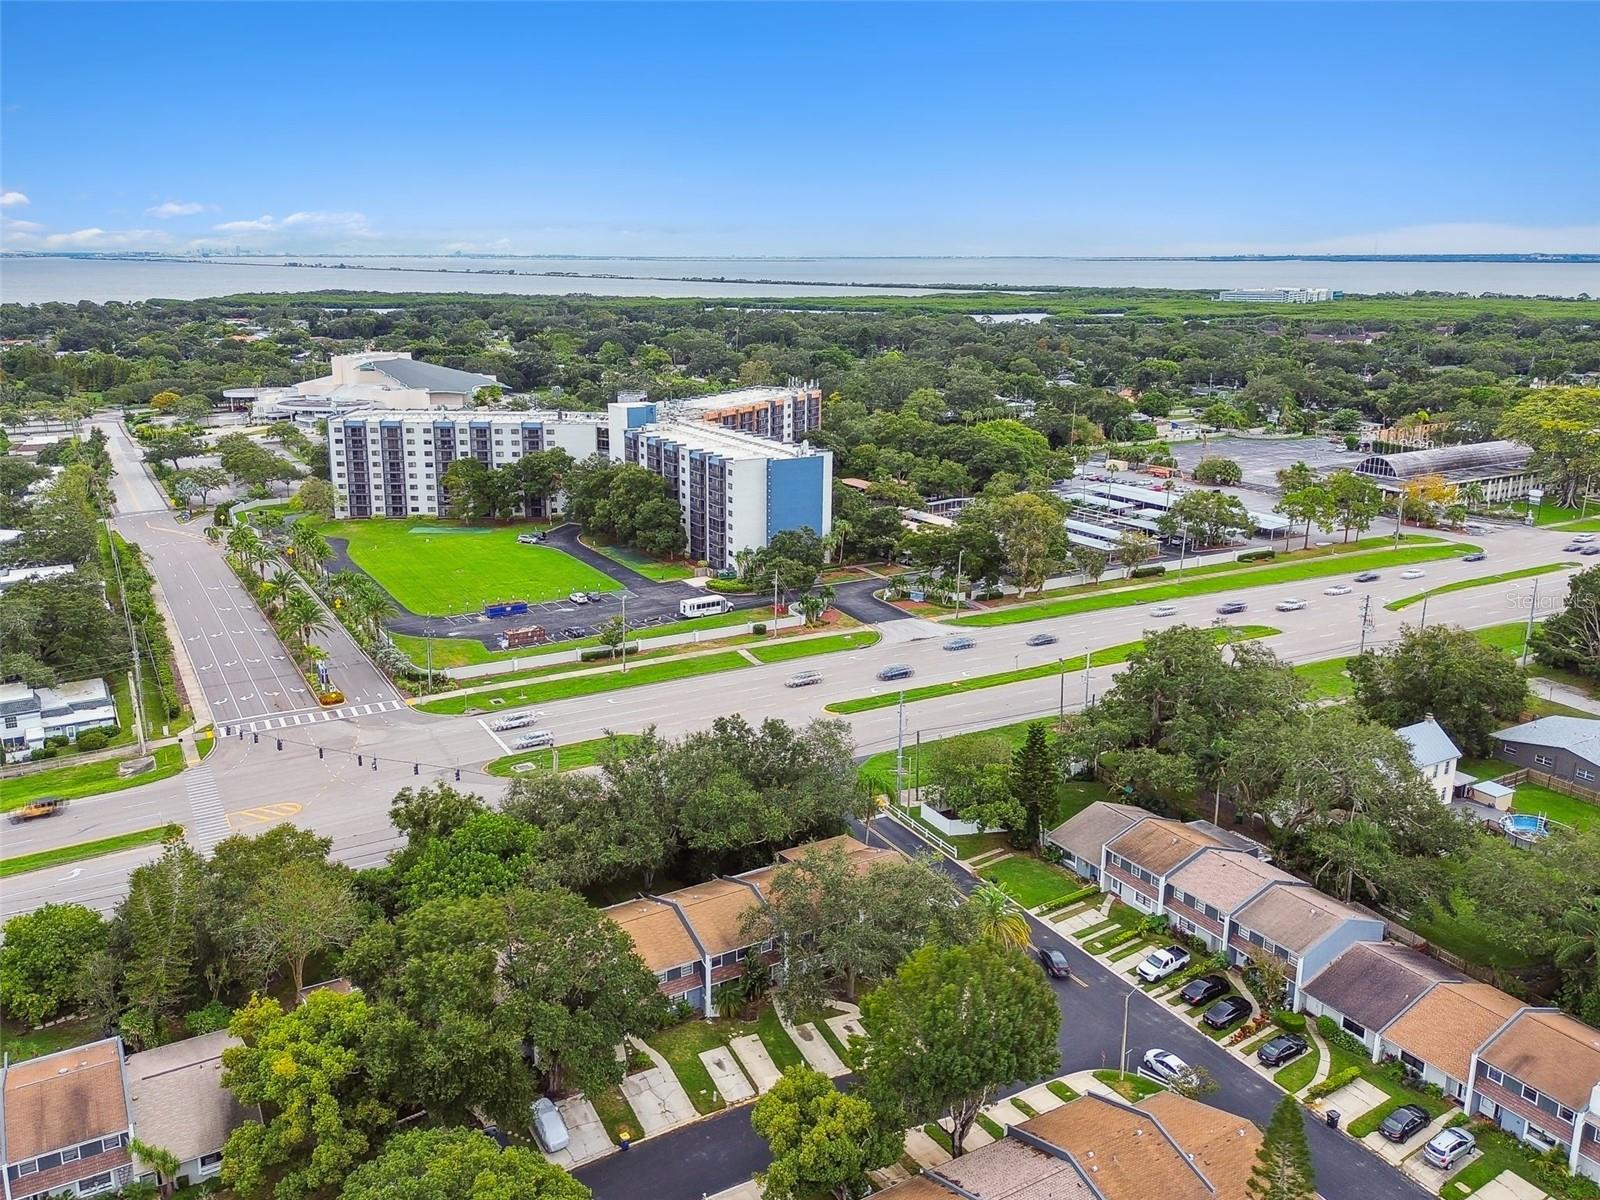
[1167,435,1369,489]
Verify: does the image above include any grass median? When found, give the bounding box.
[1385,561,1573,611]
[0,823,179,879]
[485,733,641,777]
[950,541,1477,629]
[748,630,879,662]
[0,744,185,813]
[827,625,1277,714]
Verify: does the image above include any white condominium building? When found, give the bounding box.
[1216,287,1334,303]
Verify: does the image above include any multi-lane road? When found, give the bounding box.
[3,440,1576,920]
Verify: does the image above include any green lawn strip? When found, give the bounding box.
[328,518,613,615]
[858,718,1049,792]
[1345,1083,1451,1139]
[1010,1097,1039,1119]
[977,855,1081,909]
[1294,656,1354,701]
[1107,938,1156,963]
[1474,619,1540,655]
[1050,781,1116,826]
[950,542,1477,628]
[1,824,178,879]
[1385,562,1574,611]
[0,1016,99,1064]
[746,630,879,663]
[811,1015,858,1069]
[1549,515,1600,533]
[1410,888,1533,971]
[647,1009,801,1115]
[0,744,185,812]
[582,537,696,582]
[1445,1125,1573,1198]
[1456,756,1512,781]
[827,626,1278,714]
[922,1123,954,1154]
[1092,1070,1163,1102]
[1241,1031,1280,1055]
[976,1114,1005,1140]
[1272,1042,1321,1094]
[588,1085,637,1145]
[1495,780,1600,832]
[1524,696,1597,720]
[484,733,641,777]
[419,652,750,715]
[1046,1081,1080,1104]
[1071,919,1119,942]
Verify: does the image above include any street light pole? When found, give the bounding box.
[1083,648,1092,709]
[1522,577,1539,667]
[620,590,628,673]
[1119,989,1134,1084]
[953,549,964,612]
[1058,657,1066,723]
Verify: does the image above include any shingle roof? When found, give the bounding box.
[1138,1092,1262,1200]
[1167,850,1298,916]
[927,1136,1097,1200]
[1046,802,1148,866]
[360,356,496,394]
[1,1038,129,1161]
[1382,982,1523,1083]
[1232,884,1368,954]
[1479,1009,1600,1111]
[1303,942,1461,1033]
[1397,718,1462,767]
[1106,818,1221,877]
[669,873,772,957]
[125,1031,257,1166]
[603,896,701,973]
[1493,716,1600,763]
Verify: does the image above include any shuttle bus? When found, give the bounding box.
[679,595,733,619]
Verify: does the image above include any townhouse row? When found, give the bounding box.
[1048,801,1600,1182]
[604,835,899,1017]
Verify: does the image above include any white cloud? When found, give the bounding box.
[0,191,29,208]
[214,214,277,232]
[40,227,171,249]
[212,210,376,238]
[1,216,44,233]
[146,200,207,218]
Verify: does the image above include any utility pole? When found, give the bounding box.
[914,729,922,804]
[1419,593,1429,631]
[1119,989,1134,1083]
[772,575,780,638]
[1357,594,1374,655]
[1393,488,1404,548]
[1058,657,1066,723]
[1522,577,1539,667]
[620,590,628,673]
[893,691,906,808]
[426,635,433,690]
[104,521,148,755]
[1082,648,1092,709]
[953,549,964,612]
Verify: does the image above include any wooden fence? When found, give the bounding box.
[1490,767,1600,807]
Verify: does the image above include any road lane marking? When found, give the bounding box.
[225,802,303,830]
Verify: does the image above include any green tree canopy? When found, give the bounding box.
[338,1127,590,1200]
[0,903,108,1026]
[752,1066,903,1200]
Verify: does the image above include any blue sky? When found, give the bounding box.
[2,2,1596,256]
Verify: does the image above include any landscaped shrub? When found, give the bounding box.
[1130,565,1166,578]
[1304,1065,1362,1101]
[184,1001,231,1035]
[28,746,58,762]
[706,577,753,594]
[1237,549,1275,563]
[74,729,111,752]
[579,645,639,662]
[1316,1014,1368,1058]
[1271,1010,1306,1031]
[751,623,767,635]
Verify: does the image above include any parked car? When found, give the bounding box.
[1136,945,1191,983]
[561,625,588,638]
[1582,546,1600,557]
[568,592,589,604]
[1323,584,1353,595]
[1026,632,1059,647]
[1565,544,1585,553]
[1354,571,1381,582]
[1256,1033,1310,1067]
[1149,604,1179,617]
[1201,995,1253,1029]
[1037,947,1072,979]
[1177,974,1230,1006]
[1575,534,1596,543]
[1401,568,1427,579]
[587,591,604,603]
[1463,552,1488,562]
[530,1097,570,1153]
[1378,1103,1431,1144]
[785,670,823,688]
[943,636,976,651]
[1423,1127,1477,1169]
[1141,1048,1191,1084]
[516,533,544,545]
[1274,598,1307,612]
[878,664,914,681]
[481,1124,511,1150]
[1215,600,1248,615]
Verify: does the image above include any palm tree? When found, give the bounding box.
[971,882,1031,951]
[289,522,332,576]
[258,569,294,616]
[1458,481,1487,514]
[225,524,270,578]
[1553,897,1600,993]
[281,588,331,648]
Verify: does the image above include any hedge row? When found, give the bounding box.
[1130,564,1166,578]
[108,534,183,719]
[1304,1066,1362,1101]
[1237,549,1276,563]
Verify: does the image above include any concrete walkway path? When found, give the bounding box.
[729,1035,781,1093]
[699,1046,755,1105]
[544,1097,616,1170]
[620,1036,698,1137]
[1471,1170,1549,1200]
[781,1014,848,1077]
[902,1127,953,1170]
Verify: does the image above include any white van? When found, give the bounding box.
[679,594,733,619]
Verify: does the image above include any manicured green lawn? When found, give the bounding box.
[858,718,1050,791]
[1295,656,1354,700]
[583,538,695,582]
[647,1006,803,1115]
[419,652,750,714]
[1474,618,1546,657]
[588,1085,637,1145]
[1345,1084,1451,1138]
[1046,1080,1080,1104]
[1385,562,1574,611]
[978,855,1081,909]
[1,824,178,878]
[0,744,185,812]
[1273,1041,1321,1094]
[327,519,614,615]
[1051,781,1114,826]
[1410,890,1533,971]
[1501,780,1600,832]
[0,1016,99,1064]
[748,630,879,663]
[950,542,1477,628]
[1092,1070,1163,1101]
[827,626,1278,713]
[484,733,641,777]
[1444,1124,1581,1198]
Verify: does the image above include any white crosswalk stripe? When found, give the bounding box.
[185,765,231,854]
[224,699,406,737]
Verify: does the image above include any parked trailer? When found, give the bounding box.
[497,624,548,650]
[490,711,543,732]
[484,600,531,619]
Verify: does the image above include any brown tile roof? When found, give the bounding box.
[670,872,772,957]
[1480,1010,1600,1111]
[603,896,701,973]
[1303,942,1461,1034]
[1138,1092,1263,1200]
[931,1137,1096,1200]
[1167,849,1297,916]
[1106,818,1221,877]
[1383,982,1523,1082]
[1231,884,1368,954]
[125,1031,258,1166]
[1,1037,129,1161]
[873,1178,955,1199]
[1015,1094,1217,1200]
[1046,802,1148,866]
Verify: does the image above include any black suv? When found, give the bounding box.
[1256,1033,1310,1067]
[1201,995,1253,1029]
[1177,974,1229,1007]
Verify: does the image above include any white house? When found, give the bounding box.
[1397,715,1461,804]
[0,678,118,753]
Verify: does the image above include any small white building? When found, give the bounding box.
[1397,715,1462,804]
[0,563,75,592]
[0,677,118,752]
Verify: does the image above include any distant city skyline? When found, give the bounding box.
[2,2,1596,258]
